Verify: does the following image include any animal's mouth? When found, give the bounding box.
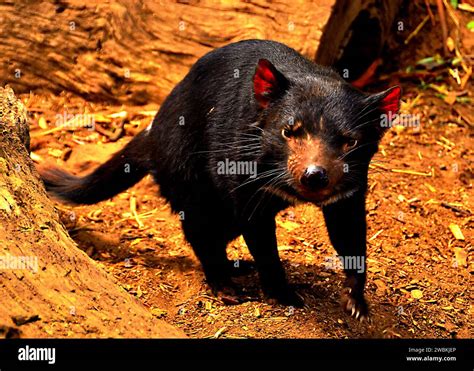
[266,182,336,205]
[298,184,359,206]
[262,169,354,206]
[269,181,357,207]
[294,184,333,201]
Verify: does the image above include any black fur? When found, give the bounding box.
[41,130,152,204]
[41,40,400,319]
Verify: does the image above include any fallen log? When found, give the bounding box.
[0,86,185,338]
[0,0,402,105]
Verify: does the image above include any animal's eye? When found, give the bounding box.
[282,127,292,138]
[343,138,358,151]
[282,122,303,139]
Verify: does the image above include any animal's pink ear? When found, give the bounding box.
[253,59,289,108]
[365,86,402,135]
[377,86,402,116]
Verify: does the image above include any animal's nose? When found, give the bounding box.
[300,165,329,190]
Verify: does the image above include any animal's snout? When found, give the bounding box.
[300,165,329,190]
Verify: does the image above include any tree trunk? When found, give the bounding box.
[0,0,402,106]
[0,87,185,338]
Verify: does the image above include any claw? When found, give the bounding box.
[345,300,352,312]
[341,289,369,320]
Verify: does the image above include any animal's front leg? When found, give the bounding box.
[322,190,369,321]
[242,216,302,306]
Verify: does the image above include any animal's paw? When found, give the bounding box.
[264,285,304,307]
[207,279,242,305]
[341,287,370,322]
[207,278,259,305]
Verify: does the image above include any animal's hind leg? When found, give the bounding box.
[181,215,234,292]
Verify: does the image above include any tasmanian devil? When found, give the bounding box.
[40,39,401,320]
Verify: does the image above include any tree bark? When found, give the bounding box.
[0,0,402,106]
[0,86,185,338]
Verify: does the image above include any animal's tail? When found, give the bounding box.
[39,130,152,205]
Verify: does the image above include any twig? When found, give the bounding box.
[436,0,449,55]
[458,3,474,13]
[441,202,470,215]
[442,0,460,28]
[379,69,449,82]
[370,163,389,170]
[30,125,65,138]
[115,208,162,225]
[405,15,430,45]
[368,229,384,241]
[391,169,432,176]
[30,152,43,163]
[424,0,436,25]
[213,326,227,339]
[435,141,452,150]
[452,106,473,127]
[130,195,144,228]
[95,121,125,142]
[392,216,406,224]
